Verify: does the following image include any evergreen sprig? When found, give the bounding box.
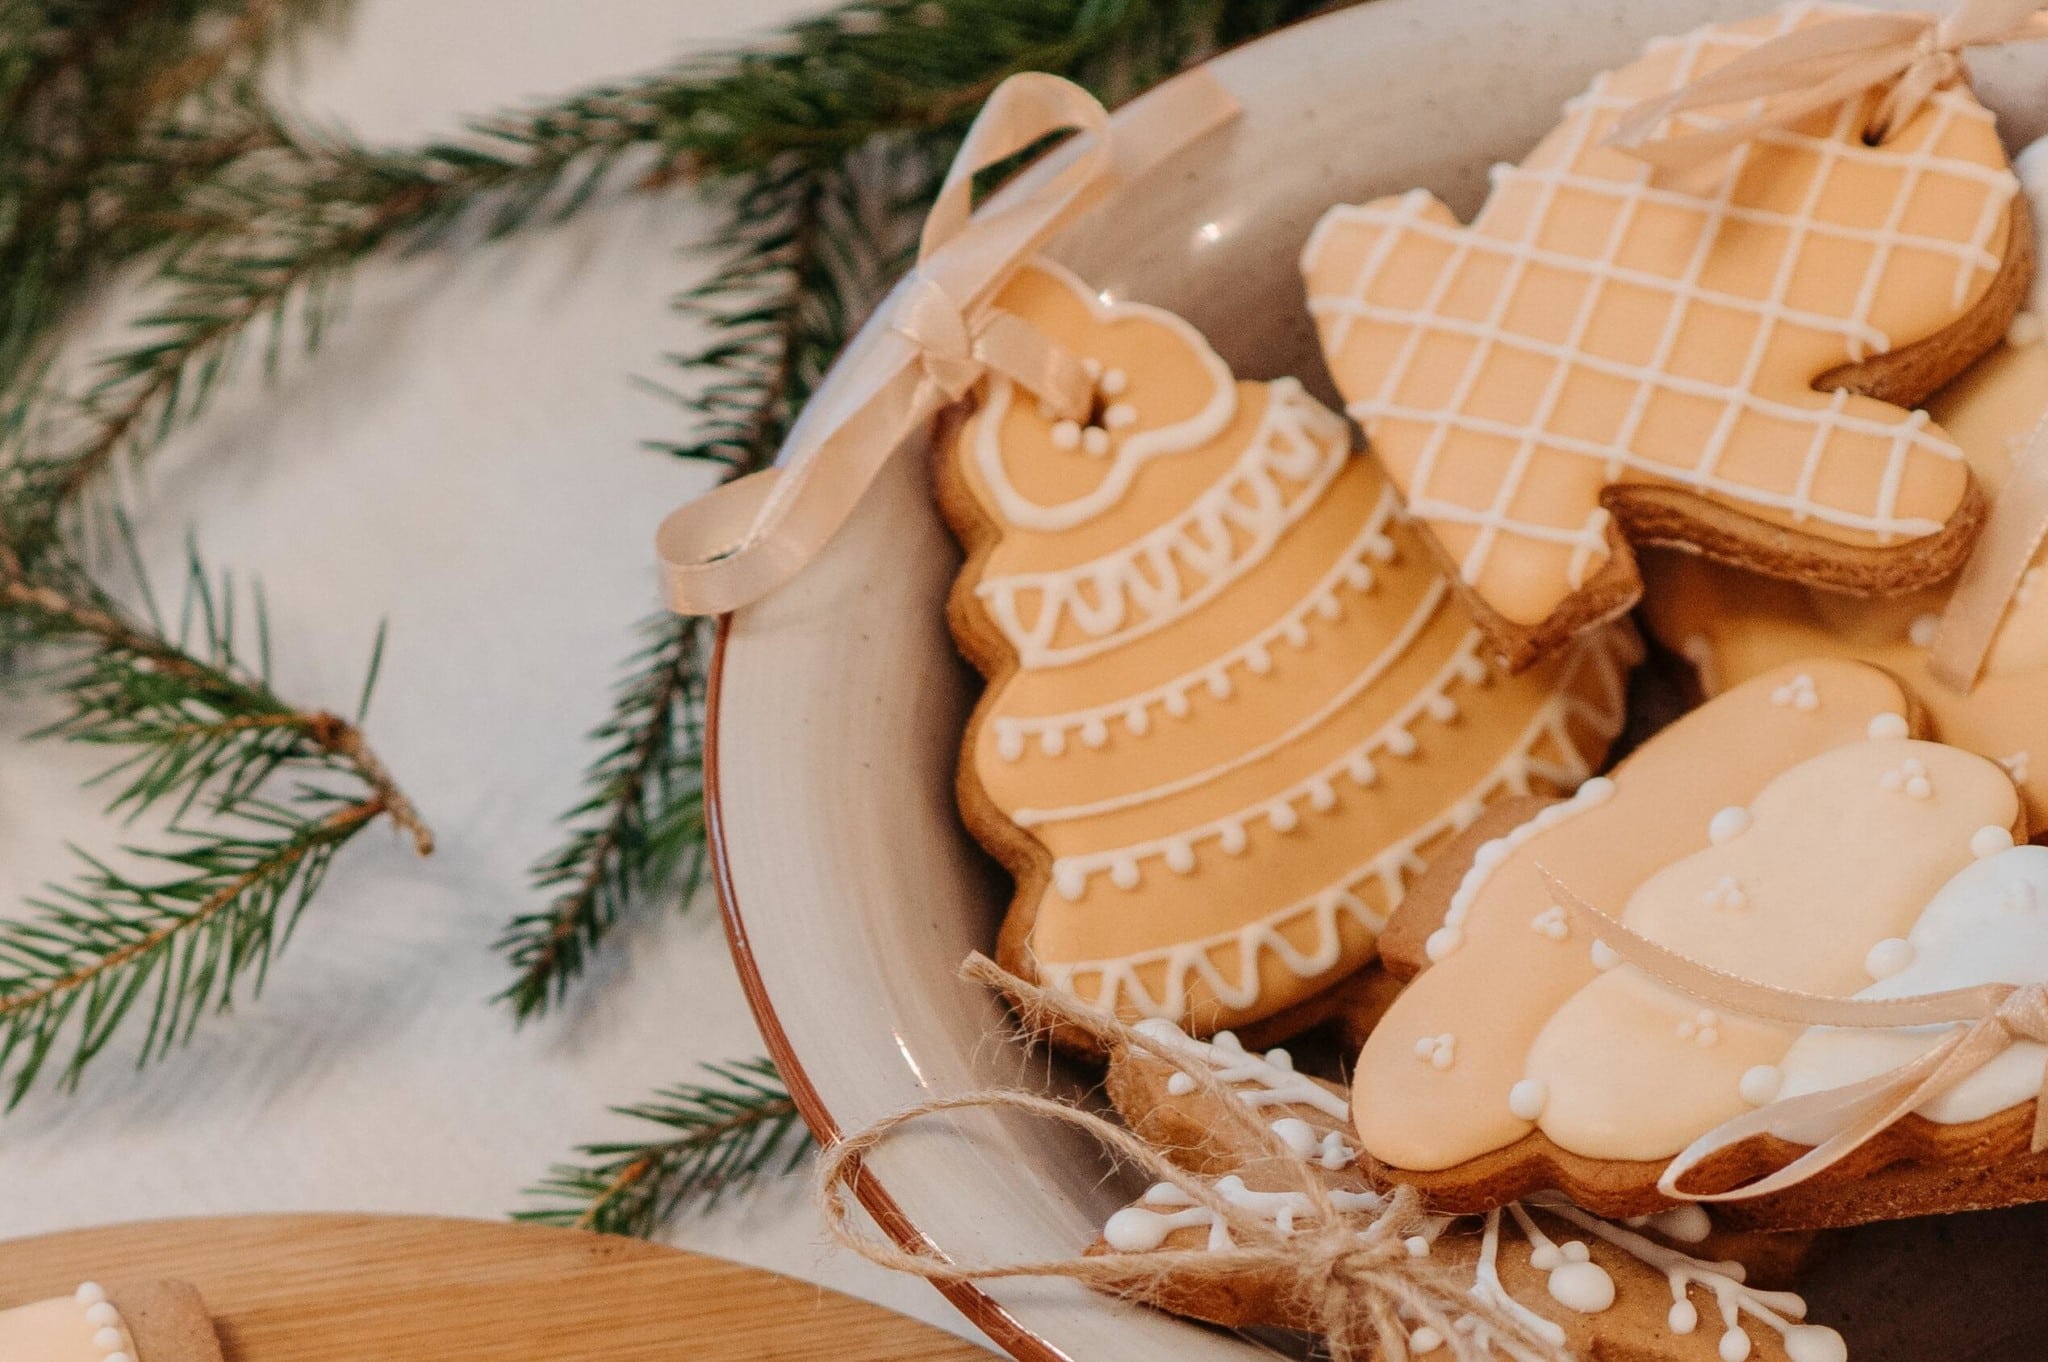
[519,1057,811,1235]
[0,529,429,1104]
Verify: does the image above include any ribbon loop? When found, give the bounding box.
[656,68,1240,617]
[1535,868,2048,1203]
[1607,1,2048,170]
[1929,410,2048,693]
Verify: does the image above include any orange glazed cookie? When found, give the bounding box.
[1089,1018,1839,1361]
[1301,3,2029,670]
[0,1282,223,1362]
[1644,137,2048,825]
[938,258,1638,1036]
[1348,661,2028,1227]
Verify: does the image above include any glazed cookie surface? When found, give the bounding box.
[1644,136,2048,825]
[1349,659,2042,1226]
[1302,3,2027,669]
[940,258,1637,1036]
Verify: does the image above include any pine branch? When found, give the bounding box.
[519,1058,812,1236]
[0,527,431,1103]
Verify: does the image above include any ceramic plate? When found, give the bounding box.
[709,3,2048,1358]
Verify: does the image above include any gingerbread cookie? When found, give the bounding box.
[1093,1019,1839,1361]
[1644,136,2048,825]
[939,257,1639,1036]
[1301,3,2030,671]
[0,1282,223,1362]
[1351,661,2025,1225]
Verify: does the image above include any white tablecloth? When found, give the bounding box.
[0,0,986,1345]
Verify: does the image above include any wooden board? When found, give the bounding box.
[0,1214,993,1361]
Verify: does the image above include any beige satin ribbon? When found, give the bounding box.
[655,70,1240,616]
[1607,0,2048,168]
[1537,868,2048,1203]
[1929,409,2048,692]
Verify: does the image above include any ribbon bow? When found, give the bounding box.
[655,70,1240,616]
[1539,868,2048,1204]
[1606,0,2048,169]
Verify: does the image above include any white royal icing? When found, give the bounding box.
[1425,776,1617,963]
[1775,845,2048,1128]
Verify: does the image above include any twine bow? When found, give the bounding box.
[655,71,1240,617]
[816,954,1569,1362]
[1539,868,2048,1204]
[1606,0,2048,169]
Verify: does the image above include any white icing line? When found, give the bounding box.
[990,485,1401,755]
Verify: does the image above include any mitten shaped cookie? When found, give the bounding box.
[0,1282,223,1362]
[940,258,1638,1037]
[1091,1020,1838,1362]
[1351,659,2027,1227]
[1302,4,2031,671]
[1644,136,2048,824]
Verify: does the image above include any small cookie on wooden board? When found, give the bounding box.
[1302,3,2030,672]
[1090,1020,1835,1361]
[1351,660,2039,1228]
[0,1280,224,1362]
[1643,136,2048,826]
[939,255,1639,1039]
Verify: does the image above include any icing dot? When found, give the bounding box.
[1103,1206,1172,1252]
[1104,402,1138,429]
[1529,905,1569,941]
[1282,618,1311,648]
[1740,1065,1784,1106]
[1547,1257,1615,1313]
[1053,863,1086,901]
[1164,689,1191,718]
[1906,775,1932,800]
[1166,1071,1196,1096]
[1649,1205,1713,1243]
[1109,858,1140,891]
[1409,1325,1444,1353]
[1246,645,1273,676]
[1670,1299,1700,1334]
[1080,718,1108,749]
[1591,940,1621,970]
[1267,802,1300,834]
[1696,1027,1719,1047]
[1314,593,1343,621]
[1386,728,1419,758]
[1424,926,1464,962]
[2010,311,2044,347]
[1528,1243,1560,1271]
[1720,1328,1753,1362]
[1099,367,1128,396]
[1702,875,1748,912]
[995,725,1025,762]
[1270,1116,1318,1158]
[1164,840,1196,874]
[1783,1325,1849,1362]
[85,1303,118,1328]
[1415,1033,1456,1069]
[1122,706,1149,738]
[1308,779,1337,813]
[1867,712,1909,740]
[1413,1036,1436,1059]
[1082,357,1102,378]
[1707,806,1749,845]
[1425,693,1459,723]
[1348,753,1380,787]
[1676,1020,1695,1040]
[1368,534,1398,563]
[76,1284,107,1305]
[1050,420,1081,449]
[1457,654,1490,685]
[1508,1078,1548,1120]
[1908,612,1942,648]
[1405,1235,1431,1259]
[1974,824,2016,859]
[1343,562,1375,592]
[1865,937,1914,979]
[1082,425,1111,456]
[1041,728,1067,758]
[95,1329,126,1350]
[1207,670,1234,700]
[1219,823,1248,855]
[1768,673,1819,710]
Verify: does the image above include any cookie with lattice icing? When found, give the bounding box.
[1088,1018,1837,1361]
[938,258,1639,1038]
[1301,3,2032,672]
[1643,136,2048,826]
[1348,659,2028,1226]
[0,1282,223,1362]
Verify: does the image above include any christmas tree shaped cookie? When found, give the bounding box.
[939,258,1637,1036]
[1644,137,2048,824]
[1302,4,2031,669]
